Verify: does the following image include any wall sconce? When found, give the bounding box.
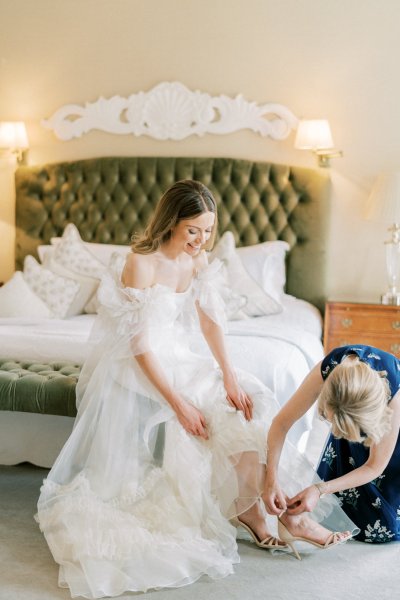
[294,119,343,167]
[0,121,29,165]
[365,170,400,305]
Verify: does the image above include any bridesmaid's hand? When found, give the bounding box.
[174,399,209,440]
[223,372,253,421]
[262,475,287,515]
[285,485,320,515]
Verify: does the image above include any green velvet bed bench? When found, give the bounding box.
[0,360,80,417]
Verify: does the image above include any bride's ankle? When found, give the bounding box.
[239,499,263,519]
[280,512,301,527]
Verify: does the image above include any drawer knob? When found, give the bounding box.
[390,344,400,354]
[392,321,400,330]
[341,318,353,328]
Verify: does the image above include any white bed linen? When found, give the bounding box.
[0,295,323,466]
[0,314,94,364]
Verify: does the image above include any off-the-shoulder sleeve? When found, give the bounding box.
[76,270,161,409]
[95,269,165,355]
[192,259,227,331]
[98,272,146,328]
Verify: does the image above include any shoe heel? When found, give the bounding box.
[286,540,301,561]
[278,518,302,561]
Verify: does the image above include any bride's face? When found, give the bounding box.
[170,211,215,256]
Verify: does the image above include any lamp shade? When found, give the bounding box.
[294,119,334,150]
[365,171,400,225]
[0,121,29,149]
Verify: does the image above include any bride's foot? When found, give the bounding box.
[235,501,286,549]
[278,513,352,560]
[280,513,351,546]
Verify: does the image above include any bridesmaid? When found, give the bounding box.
[263,344,400,544]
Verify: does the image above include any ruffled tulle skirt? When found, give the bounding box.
[36,340,357,598]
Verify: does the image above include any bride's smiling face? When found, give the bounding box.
[170,211,216,256]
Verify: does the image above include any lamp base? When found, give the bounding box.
[381,291,400,306]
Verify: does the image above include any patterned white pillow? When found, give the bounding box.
[52,223,106,279]
[84,251,126,314]
[0,271,52,318]
[50,237,131,266]
[37,244,54,263]
[209,232,282,317]
[23,256,81,318]
[42,254,100,316]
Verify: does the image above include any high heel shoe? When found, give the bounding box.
[232,517,287,550]
[277,517,352,560]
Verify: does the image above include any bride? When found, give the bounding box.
[36,179,355,599]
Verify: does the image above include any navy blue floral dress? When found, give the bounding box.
[317,345,400,543]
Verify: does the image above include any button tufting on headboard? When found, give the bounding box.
[15,156,330,311]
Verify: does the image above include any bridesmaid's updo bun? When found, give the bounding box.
[317,359,392,447]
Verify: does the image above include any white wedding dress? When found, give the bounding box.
[36,259,357,599]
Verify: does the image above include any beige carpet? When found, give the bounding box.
[1,463,399,600]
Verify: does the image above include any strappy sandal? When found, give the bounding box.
[277,517,352,560]
[233,517,287,550]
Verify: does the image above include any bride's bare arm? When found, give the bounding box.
[194,254,253,421]
[135,353,208,439]
[122,253,208,439]
[197,308,253,421]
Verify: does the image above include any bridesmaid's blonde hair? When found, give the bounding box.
[317,359,392,447]
[131,179,218,254]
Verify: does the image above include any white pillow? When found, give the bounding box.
[42,254,99,315]
[84,251,127,314]
[207,268,248,320]
[209,232,282,317]
[50,236,131,266]
[23,256,81,318]
[0,272,52,318]
[51,224,106,278]
[83,292,100,315]
[37,244,54,263]
[237,240,290,302]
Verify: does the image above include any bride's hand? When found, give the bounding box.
[174,399,209,439]
[223,372,253,421]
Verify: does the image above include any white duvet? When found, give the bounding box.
[0,294,323,466]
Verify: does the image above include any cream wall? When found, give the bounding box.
[1,0,399,302]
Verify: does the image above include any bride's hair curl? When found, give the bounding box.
[131,179,218,254]
[317,358,392,447]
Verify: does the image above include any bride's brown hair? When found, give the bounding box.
[131,179,218,254]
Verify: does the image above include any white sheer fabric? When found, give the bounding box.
[36,260,357,599]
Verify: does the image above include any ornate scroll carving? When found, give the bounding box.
[42,82,298,142]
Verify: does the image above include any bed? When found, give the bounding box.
[0,156,330,467]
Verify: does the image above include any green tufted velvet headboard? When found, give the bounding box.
[15,156,330,311]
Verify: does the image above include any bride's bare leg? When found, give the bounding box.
[279,512,351,544]
[233,451,285,545]
[238,501,286,545]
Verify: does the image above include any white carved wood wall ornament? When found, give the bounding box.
[42,81,299,142]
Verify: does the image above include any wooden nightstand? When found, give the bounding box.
[324,301,400,357]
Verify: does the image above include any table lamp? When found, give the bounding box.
[365,170,400,305]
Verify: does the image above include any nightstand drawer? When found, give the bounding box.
[326,333,400,356]
[327,308,400,335]
[324,301,400,357]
